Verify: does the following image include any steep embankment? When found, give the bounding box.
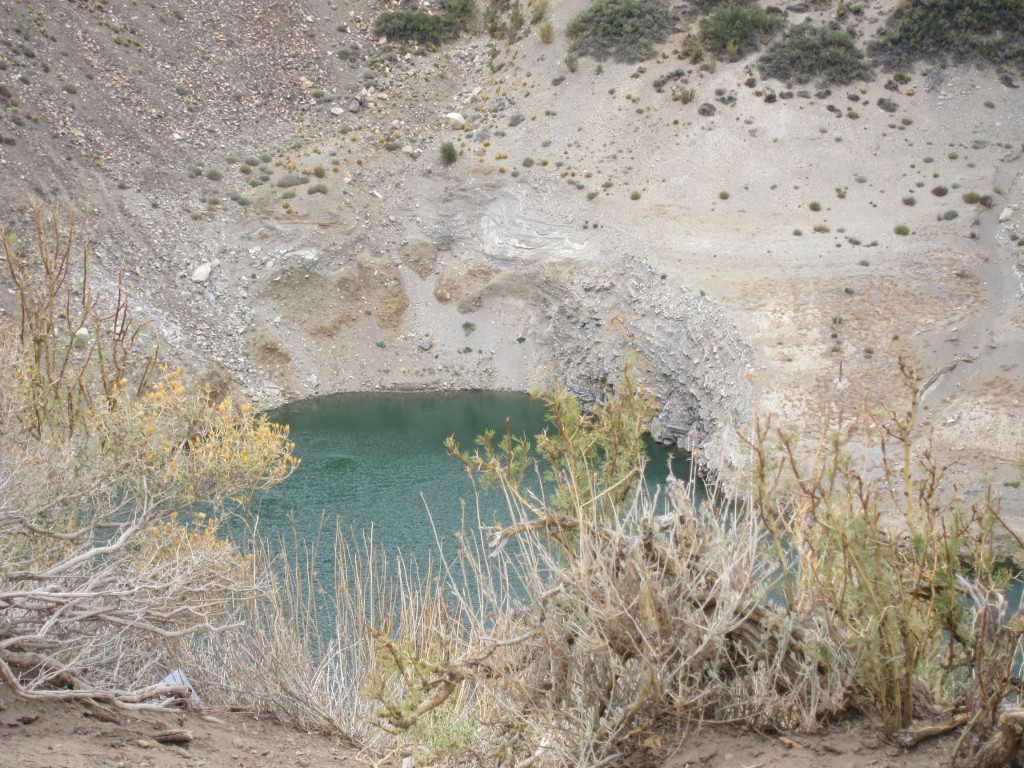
[2,0,1023,500]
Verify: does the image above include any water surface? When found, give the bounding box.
[250,391,696,566]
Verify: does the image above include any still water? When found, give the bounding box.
[249,391,695,568]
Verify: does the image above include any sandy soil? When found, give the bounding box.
[0,684,358,768]
[1,682,965,768]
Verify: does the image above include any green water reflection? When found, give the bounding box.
[250,391,697,566]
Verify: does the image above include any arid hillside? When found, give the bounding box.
[2,0,1022,500]
[4,2,1024,764]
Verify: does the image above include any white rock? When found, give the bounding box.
[74,327,90,348]
[190,262,212,283]
[331,106,344,116]
[444,112,466,129]
[1000,207,1013,222]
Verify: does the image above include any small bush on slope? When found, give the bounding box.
[567,0,676,62]
[700,4,785,61]
[759,22,872,85]
[871,0,1024,70]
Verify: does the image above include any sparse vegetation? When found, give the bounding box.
[700,5,784,61]
[675,86,696,103]
[373,12,444,44]
[758,22,871,85]
[538,20,554,43]
[566,0,675,63]
[277,174,309,188]
[440,141,458,165]
[871,0,1024,71]
[0,205,297,712]
[531,0,549,25]
[894,223,910,235]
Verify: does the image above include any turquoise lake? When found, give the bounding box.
[249,391,697,569]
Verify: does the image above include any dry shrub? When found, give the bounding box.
[0,203,296,709]
[747,358,1024,747]
[357,371,846,765]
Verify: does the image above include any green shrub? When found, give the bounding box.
[700,5,784,61]
[809,201,821,211]
[442,0,478,34]
[566,0,675,62]
[630,190,641,200]
[373,12,444,44]
[204,169,222,181]
[531,0,548,25]
[440,141,458,165]
[894,224,910,235]
[675,86,696,103]
[277,174,309,188]
[538,20,554,43]
[871,0,1024,70]
[758,22,871,85]
[308,183,329,195]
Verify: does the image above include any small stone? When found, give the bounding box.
[330,107,344,116]
[1000,207,1013,222]
[190,262,212,283]
[74,327,90,348]
[136,740,152,749]
[444,112,466,129]
[232,737,245,749]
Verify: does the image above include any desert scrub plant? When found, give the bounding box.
[758,21,871,85]
[531,0,548,24]
[674,86,696,103]
[277,174,309,188]
[373,12,444,44]
[537,19,554,43]
[0,203,297,711]
[566,0,675,63]
[894,223,910,235]
[745,358,1021,743]
[440,141,457,165]
[362,370,846,764]
[307,183,328,195]
[870,0,1024,71]
[441,0,478,36]
[700,5,784,61]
